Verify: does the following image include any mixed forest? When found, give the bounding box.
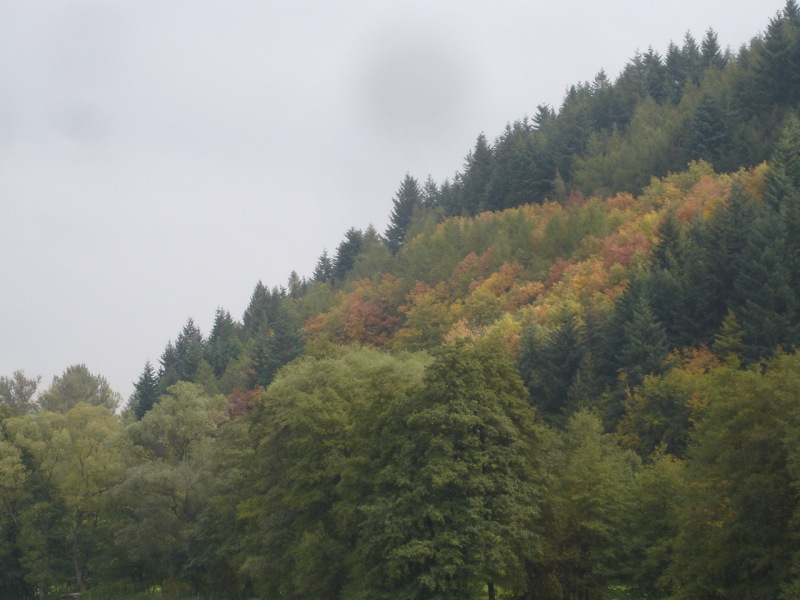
[5,3,800,598]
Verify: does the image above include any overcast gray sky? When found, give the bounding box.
[0,0,786,400]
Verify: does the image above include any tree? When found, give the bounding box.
[332,227,364,283]
[129,361,159,420]
[313,250,334,283]
[205,308,243,379]
[460,133,494,215]
[241,348,430,600]
[671,355,800,598]
[681,93,730,169]
[618,296,671,389]
[174,318,205,382]
[116,382,228,586]
[533,411,639,599]
[6,404,128,594]
[385,174,422,254]
[352,339,544,599]
[38,365,121,414]
[0,370,40,416]
[701,28,727,70]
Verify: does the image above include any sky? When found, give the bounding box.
[0,0,787,400]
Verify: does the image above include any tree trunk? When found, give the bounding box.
[72,513,86,593]
[488,580,496,600]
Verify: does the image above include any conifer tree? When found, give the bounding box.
[700,28,727,70]
[312,250,333,283]
[460,133,493,215]
[174,318,205,382]
[205,308,243,379]
[130,361,159,420]
[332,227,364,282]
[384,174,422,254]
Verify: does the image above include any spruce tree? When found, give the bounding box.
[130,361,159,420]
[312,250,333,283]
[460,133,493,215]
[701,28,727,70]
[384,174,422,254]
[332,227,364,282]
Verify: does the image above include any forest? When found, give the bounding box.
[4,2,800,598]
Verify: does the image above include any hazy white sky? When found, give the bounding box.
[0,0,786,399]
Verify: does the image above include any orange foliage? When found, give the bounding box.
[600,229,650,269]
[604,192,636,212]
[676,174,729,222]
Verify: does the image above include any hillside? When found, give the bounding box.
[3,3,800,598]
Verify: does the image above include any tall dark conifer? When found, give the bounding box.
[384,174,422,254]
[130,361,159,420]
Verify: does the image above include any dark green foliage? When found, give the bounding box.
[682,93,731,169]
[460,133,494,215]
[619,295,671,389]
[352,340,544,599]
[130,361,159,420]
[519,312,584,426]
[701,28,727,70]
[671,356,800,599]
[730,208,798,362]
[174,318,205,382]
[385,174,422,254]
[313,249,334,283]
[205,308,243,379]
[333,227,364,282]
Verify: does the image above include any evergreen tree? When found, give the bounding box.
[130,361,159,420]
[205,308,243,379]
[421,175,440,208]
[312,250,333,283]
[619,296,671,389]
[682,93,730,168]
[243,281,271,336]
[158,341,180,392]
[332,227,364,282]
[730,208,798,362]
[681,31,703,85]
[701,28,727,70]
[460,133,493,215]
[384,174,422,254]
[174,318,205,382]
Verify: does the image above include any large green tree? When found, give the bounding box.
[352,339,545,600]
[38,365,121,414]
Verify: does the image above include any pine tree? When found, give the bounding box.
[312,250,333,283]
[460,133,493,215]
[205,308,243,378]
[682,93,730,168]
[332,227,364,282]
[174,318,205,382]
[619,296,671,388]
[130,361,159,420]
[243,281,271,336]
[384,174,422,254]
[701,28,727,70]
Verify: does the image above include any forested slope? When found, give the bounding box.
[4,3,800,599]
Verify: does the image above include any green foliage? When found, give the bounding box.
[0,370,40,416]
[241,347,430,599]
[670,354,800,598]
[385,174,423,254]
[351,339,544,599]
[38,364,121,413]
